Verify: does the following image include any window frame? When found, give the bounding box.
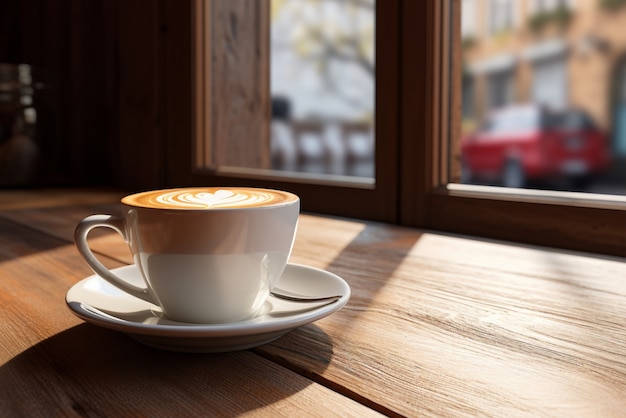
[163,0,400,223]
[401,0,625,257]
[489,0,515,35]
[160,0,625,257]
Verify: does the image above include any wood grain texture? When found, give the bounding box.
[0,188,126,211]
[1,191,625,416]
[428,192,626,258]
[0,211,381,417]
[268,215,626,416]
[210,0,271,169]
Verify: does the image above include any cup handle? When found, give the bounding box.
[74,214,159,305]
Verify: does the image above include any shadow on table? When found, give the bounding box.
[0,200,124,265]
[313,221,423,317]
[0,323,333,415]
[256,222,422,376]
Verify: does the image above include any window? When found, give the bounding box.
[269,1,375,179]
[461,0,476,39]
[486,69,515,110]
[458,0,625,199]
[461,74,475,120]
[489,0,515,35]
[169,0,398,222]
[403,0,624,257]
[193,0,376,181]
[531,56,567,109]
[160,0,625,257]
[530,0,575,13]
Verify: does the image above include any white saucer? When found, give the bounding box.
[66,264,350,353]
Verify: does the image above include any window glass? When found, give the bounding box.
[270,0,375,179]
[187,0,398,221]
[459,0,626,195]
[204,0,375,182]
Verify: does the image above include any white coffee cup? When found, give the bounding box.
[74,187,300,324]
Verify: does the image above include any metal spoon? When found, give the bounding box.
[270,288,342,303]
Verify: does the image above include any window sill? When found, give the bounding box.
[444,183,626,211]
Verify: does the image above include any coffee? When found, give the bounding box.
[122,187,297,210]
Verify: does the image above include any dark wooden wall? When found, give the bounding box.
[1,0,118,186]
[0,0,174,189]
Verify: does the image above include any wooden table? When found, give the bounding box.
[1,188,625,417]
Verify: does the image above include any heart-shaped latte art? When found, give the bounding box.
[123,187,297,209]
[155,189,275,209]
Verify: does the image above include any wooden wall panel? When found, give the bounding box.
[210,0,271,170]
[0,0,167,189]
[116,0,163,190]
[0,0,119,186]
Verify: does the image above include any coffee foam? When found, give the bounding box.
[122,187,297,210]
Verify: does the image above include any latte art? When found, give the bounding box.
[122,187,297,210]
[156,189,274,209]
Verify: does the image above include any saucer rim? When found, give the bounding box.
[66,263,350,339]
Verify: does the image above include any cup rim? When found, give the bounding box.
[120,187,299,211]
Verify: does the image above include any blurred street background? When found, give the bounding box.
[268,0,625,195]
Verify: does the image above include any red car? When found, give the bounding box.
[461,105,611,188]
